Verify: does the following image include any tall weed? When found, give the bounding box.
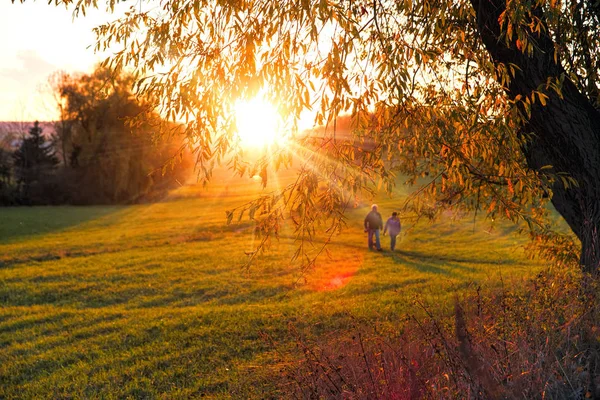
[281,269,600,399]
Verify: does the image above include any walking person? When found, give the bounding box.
[383,212,401,251]
[364,204,383,251]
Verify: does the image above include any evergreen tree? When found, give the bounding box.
[13,121,59,200]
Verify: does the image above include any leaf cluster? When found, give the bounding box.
[33,0,599,266]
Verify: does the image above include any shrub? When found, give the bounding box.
[0,184,18,205]
[282,269,600,399]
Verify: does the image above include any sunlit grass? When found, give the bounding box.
[0,168,546,398]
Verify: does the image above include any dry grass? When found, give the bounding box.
[281,268,600,399]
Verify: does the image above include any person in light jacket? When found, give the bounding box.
[383,212,401,251]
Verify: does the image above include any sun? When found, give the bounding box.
[234,97,285,148]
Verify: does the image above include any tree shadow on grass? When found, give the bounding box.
[285,234,512,266]
[0,205,124,244]
[379,249,480,276]
[280,235,512,277]
[386,249,511,267]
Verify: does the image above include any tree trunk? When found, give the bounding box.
[470,0,600,274]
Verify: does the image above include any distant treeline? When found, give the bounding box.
[0,67,192,206]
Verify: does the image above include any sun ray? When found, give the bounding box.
[285,140,362,202]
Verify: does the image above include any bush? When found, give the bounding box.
[0,184,18,206]
[282,269,600,399]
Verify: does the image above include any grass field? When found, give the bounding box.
[0,170,547,398]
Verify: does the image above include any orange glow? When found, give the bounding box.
[311,249,364,291]
[320,271,356,291]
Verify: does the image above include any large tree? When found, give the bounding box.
[30,0,600,273]
[53,66,192,204]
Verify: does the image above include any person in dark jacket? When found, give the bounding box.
[383,212,401,251]
[364,204,383,251]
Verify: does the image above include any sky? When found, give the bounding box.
[0,2,122,121]
[0,2,319,131]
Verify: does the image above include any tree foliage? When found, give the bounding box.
[53,66,192,204]
[0,66,192,206]
[32,0,600,273]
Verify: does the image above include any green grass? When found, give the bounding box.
[0,172,546,398]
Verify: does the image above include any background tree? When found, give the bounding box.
[0,149,11,185]
[48,71,76,167]
[12,121,59,203]
[0,148,14,204]
[0,129,15,190]
[32,0,600,273]
[54,66,191,204]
